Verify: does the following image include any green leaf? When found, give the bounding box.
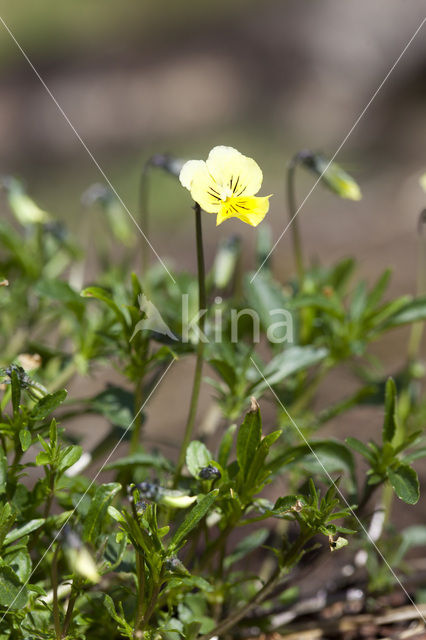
[245,430,282,492]
[0,564,28,609]
[83,483,121,544]
[271,440,357,491]
[4,519,45,546]
[236,401,261,481]
[81,286,127,326]
[251,346,328,392]
[186,441,212,478]
[170,490,218,550]
[106,451,172,471]
[224,528,269,569]
[91,385,134,428]
[58,445,83,472]
[388,464,419,504]
[19,429,32,452]
[218,424,236,468]
[383,296,426,328]
[346,437,375,463]
[31,389,67,421]
[382,378,397,443]
[35,279,82,306]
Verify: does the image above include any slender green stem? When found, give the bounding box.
[51,545,62,640]
[407,210,426,362]
[61,580,78,639]
[287,154,305,284]
[139,161,151,279]
[173,203,206,485]
[134,552,146,630]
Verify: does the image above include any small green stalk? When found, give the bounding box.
[139,160,151,279]
[287,153,305,285]
[407,210,426,362]
[51,545,62,640]
[174,203,206,485]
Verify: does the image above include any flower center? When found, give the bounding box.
[219,186,233,201]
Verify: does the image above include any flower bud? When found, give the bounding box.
[212,236,241,289]
[63,528,100,583]
[148,154,186,178]
[160,494,197,509]
[299,151,362,201]
[1,176,50,224]
[199,465,221,480]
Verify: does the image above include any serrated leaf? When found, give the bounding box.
[83,483,121,544]
[0,564,28,609]
[388,464,419,504]
[186,441,212,478]
[170,490,218,550]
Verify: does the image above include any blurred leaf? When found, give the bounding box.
[186,441,212,478]
[252,346,328,391]
[91,385,134,429]
[218,424,236,468]
[388,464,419,504]
[106,451,172,471]
[224,528,269,569]
[83,483,121,544]
[381,297,426,328]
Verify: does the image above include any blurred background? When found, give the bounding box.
[0,0,425,281]
[1,1,426,521]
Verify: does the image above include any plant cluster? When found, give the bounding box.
[0,151,425,639]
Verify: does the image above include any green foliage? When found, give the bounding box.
[0,160,424,640]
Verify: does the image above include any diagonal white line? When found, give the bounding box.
[0,357,176,620]
[251,16,426,283]
[250,356,426,625]
[0,15,176,284]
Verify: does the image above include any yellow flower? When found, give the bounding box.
[179,146,271,227]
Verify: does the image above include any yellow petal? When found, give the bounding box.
[179,159,221,213]
[206,146,263,197]
[179,160,206,190]
[217,195,271,227]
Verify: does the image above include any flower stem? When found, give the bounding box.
[287,153,306,285]
[173,203,206,485]
[51,545,62,640]
[139,160,151,279]
[407,209,426,362]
